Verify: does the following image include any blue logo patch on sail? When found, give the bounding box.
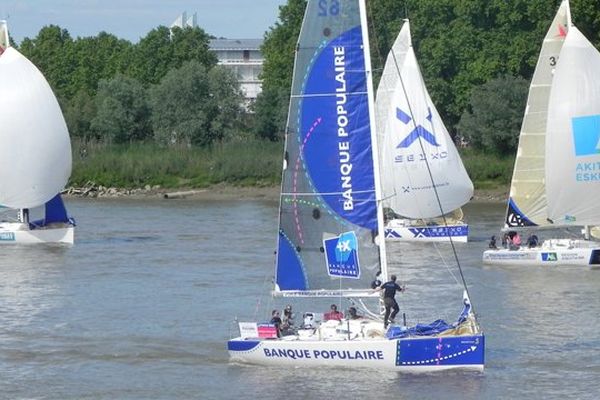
[395,107,440,148]
[324,231,360,278]
[571,115,600,156]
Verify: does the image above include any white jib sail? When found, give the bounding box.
[375,20,472,219]
[0,47,72,209]
[505,0,571,227]
[545,26,600,226]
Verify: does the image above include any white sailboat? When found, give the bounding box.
[228,1,484,371]
[0,21,75,244]
[483,0,600,267]
[376,21,473,243]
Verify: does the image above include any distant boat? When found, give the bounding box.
[227,1,484,371]
[483,0,600,267]
[0,21,75,244]
[375,20,473,243]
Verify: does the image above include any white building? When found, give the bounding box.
[209,38,263,106]
[170,13,264,108]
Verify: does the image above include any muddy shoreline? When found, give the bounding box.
[64,183,507,203]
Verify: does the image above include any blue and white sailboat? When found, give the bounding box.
[228,0,484,371]
[376,21,473,243]
[0,21,75,244]
[483,0,600,267]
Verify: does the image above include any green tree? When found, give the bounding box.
[129,26,216,86]
[253,0,306,140]
[19,25,75,99]
[64,89,97,140]
[457,75,528,155]
[91,75,151,143]
[149,61,243,147]
[69,32,133,97]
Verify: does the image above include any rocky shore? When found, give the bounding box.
[64,182,506,203]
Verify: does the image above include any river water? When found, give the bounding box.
[0,198,598,399]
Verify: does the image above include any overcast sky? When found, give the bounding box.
[1,0,287,44]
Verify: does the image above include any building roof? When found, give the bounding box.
[209,39,263,51]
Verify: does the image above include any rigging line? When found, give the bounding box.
[388,32,474,305]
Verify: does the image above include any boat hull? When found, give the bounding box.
[385,222,468,242]
[228,334,484,372]
[483,240,600,267]
[0,223,74,244]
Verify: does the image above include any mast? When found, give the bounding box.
[359,0,389,282]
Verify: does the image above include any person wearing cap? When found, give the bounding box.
[374,274,405,328]
[324,304,344,321]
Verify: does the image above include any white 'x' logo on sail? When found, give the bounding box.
[336,240,351,253]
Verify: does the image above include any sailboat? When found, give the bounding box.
[0,21,75,244]
[483,0,600,267]
[375,21,473,243]
[228,1,484,371]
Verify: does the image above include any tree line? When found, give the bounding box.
[256,0,600,156]
[11,25,245,146]
[9,0,600,156]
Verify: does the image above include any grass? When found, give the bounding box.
[70,139,283,189]
[70,139,513,191]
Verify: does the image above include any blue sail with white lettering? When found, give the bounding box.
[275,0,380,295]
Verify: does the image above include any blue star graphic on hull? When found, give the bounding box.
[396,107,440,148]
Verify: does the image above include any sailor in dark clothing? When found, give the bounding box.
[374,274,405,328]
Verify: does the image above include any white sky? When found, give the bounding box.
[1,0,287,44]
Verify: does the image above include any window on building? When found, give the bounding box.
[243,50,250,61]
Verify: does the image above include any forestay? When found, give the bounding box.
[375,21,472,219]
[275,0,386,297]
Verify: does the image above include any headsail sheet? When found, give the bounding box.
[0,46,72,209]
[545,26,600,226]
[275,0,382,296]
[375,21,473,219]
[505,0,570,228]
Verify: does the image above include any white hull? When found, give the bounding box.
[229,320,484,372]
[0,222,74,244]
[483,239,600,267]
[385,219,468,242]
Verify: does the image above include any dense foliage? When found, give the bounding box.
[16,25,238,148]
[256,0,600,156]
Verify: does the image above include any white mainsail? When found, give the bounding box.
[0,47,72,209]
[375,21,472,219]
[545,26,600,226]
[505,0,571,227]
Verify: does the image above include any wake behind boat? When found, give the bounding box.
[0,21,75,244]
[375,20,473,243]
[483,0,600,267]
[228,1,484,371]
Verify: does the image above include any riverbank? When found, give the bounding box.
[64,183,506,203]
